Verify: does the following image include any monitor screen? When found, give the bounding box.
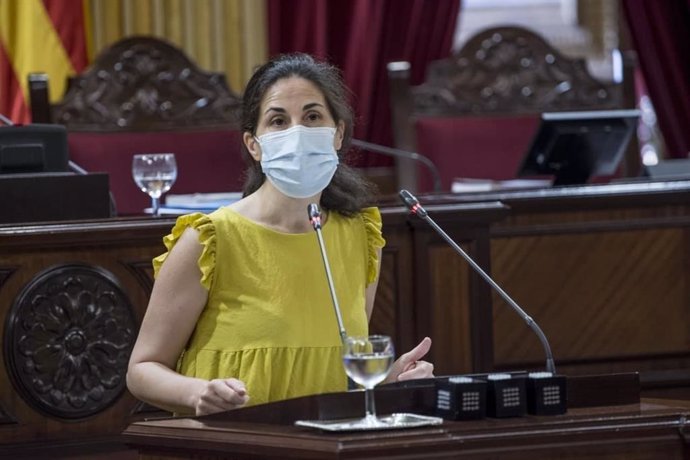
[517,109,640,185]
[0,124,69,174]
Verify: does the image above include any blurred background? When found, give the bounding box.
[0,0,688,181]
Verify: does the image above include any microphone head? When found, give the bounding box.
[308,203,322,230]
[398,189,428,218]
[398,189,419,210]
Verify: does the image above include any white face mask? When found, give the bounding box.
[255,125,339,199]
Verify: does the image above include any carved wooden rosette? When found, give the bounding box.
[4,265,137,419]
[53,36,242,131]
[413,26,620,115]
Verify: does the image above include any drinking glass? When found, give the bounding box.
[132,153,177,216]
[342,335,395,427]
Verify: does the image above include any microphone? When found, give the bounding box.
[351,138,443,193]
[308,203,348,344]
[399,189,557,374]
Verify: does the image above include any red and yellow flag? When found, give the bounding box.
[0,0,89,124]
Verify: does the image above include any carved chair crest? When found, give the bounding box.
[404,26,621,116]
[50,36,242,131]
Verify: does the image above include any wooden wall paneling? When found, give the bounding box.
[373,213,416,356]
[492,227,690,372]
[405,202,507,375]
[481,188,690,385]
[429,246,473,375]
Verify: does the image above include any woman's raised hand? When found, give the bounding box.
[385,337,435,383]
[194,378,250,416]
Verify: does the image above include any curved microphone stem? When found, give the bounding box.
[399,190,556,374]
[351,138,443,193]
[308,204,348,345]
[68,160,88,175]
[0,113,15,126]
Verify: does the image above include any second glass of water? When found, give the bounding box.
[132,153,177,216]
[342,335,395,427]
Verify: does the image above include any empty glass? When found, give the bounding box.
[132,153,177,216]
[342,335,395,427]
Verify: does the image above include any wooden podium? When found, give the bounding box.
[123,374,690,459]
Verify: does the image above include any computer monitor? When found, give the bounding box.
[517,109,640,185]
[0,124,69,174]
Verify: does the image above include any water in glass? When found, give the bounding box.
[132,153,177,216]
[342,335,394,427]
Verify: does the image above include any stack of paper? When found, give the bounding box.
[154,192,243,214]
[451,178,552,194]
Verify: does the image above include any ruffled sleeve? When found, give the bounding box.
[360,207,386,285]
[152,212,216,291]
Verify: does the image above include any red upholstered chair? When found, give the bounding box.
[29,36,244,215]
[388,26,632,193]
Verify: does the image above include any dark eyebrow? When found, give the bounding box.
[264,102,325,115]
[264,107,286,115]
[303,102,325,111]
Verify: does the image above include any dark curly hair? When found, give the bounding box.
[241,53,376,216]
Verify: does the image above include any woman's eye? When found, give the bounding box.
[306,112,322,123]
[270,117,285,127]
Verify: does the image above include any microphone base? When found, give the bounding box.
[526,373,568,416]
[436,377,487,421]
[486,374,528,418]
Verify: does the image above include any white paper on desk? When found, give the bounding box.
[144,206,220,215]
[451,178,552,193]
[165,192,242,209]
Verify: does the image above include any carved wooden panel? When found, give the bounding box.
[52,36,242,131]
[411,26,621,115]
[4,264,137,419]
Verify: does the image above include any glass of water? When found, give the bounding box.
[342,335,395,427]
[132,153,177,216]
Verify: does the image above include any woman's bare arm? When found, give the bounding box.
[126,227,248,414]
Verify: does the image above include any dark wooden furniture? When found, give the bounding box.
[0,200,505,457]
[29,36,241,131]
[394,180,690,403]
[27,36,245,216]
[2,180,690,457]
[0,217,169,458]
[387,26,638,192]
[122,374,690,459]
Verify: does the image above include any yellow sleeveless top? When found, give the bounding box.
[153,206,385,407]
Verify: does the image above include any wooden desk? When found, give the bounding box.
[122,375,690,459]
[124,401,690,459]
[2,180,690,456]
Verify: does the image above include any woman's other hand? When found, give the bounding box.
[386,337,435,383]
[194,378,250,416]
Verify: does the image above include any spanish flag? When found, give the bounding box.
[0,0,89,124]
